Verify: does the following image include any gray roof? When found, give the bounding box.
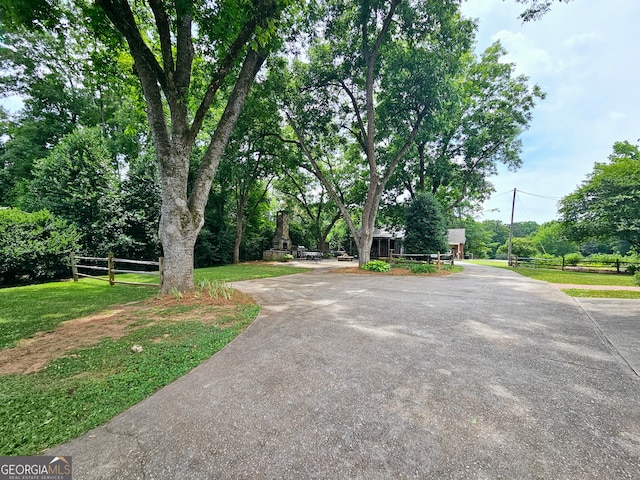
[448,228,466,245]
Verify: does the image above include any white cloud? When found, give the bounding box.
[609,111,626,121]
[563,32,602,48]
[492,30,566,77]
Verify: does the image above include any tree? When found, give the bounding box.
[0,27,100,204]
[221,78,282,264]
[119,152,162,260]
[285,0,473,265]
[514,0,573,21]
[24,127,125,255]
[512,221,539,238]
[481,219,509,258]
[404,192,448,254]
[559,141,640,250]
[275,166,342,252]
[497,237,538,258]
[529,221,578,257]
[89,0,291,292]
[392,42,543,216]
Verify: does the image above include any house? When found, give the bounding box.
[448,228,466,259]
[349,227,465,259]
[350,227,404,259]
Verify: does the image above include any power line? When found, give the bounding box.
[489,189,515,199]
[515,189,562,201]
[489,189,561,201]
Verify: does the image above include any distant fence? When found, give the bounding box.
[514,256,638,274]
[389,252,454,267]
[71,253,164,288]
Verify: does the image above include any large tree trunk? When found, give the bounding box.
[158,146,201,294]
[355,228,374,265]
[355,184,383,266]
[159,219,199,293]
[233,193,248,264]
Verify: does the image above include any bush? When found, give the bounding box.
[585,253,620,264]
[563,252,583,266]
[634,272,640,286]
[362,260,390,273]
[408,263,437,274]
[0,208,80,285]
[627,264,638,275]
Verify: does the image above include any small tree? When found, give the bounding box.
[404,192,448,254]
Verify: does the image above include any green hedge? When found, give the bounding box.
[0,208,80,285]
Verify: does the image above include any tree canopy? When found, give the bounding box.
[391,41,543,217]
[559,141,640,250]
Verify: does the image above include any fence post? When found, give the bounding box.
[437,252,441,271]
[70,253,78,282]
[616,258,620,273]
[108,253,115,286]
[159,256,164,290]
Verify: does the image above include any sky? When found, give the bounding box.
[459,0,640,225]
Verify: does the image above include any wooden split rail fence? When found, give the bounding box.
[71,253,164,288]
[390,252,454,265]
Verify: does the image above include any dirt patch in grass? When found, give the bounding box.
[0,291,255,375]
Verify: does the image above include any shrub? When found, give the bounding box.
[634,272,640,287]
[585,253,620,264]
[563,252,583,266]
[627,264,638,275]
[0,208,80,285]
[408,263,437,274]
[362,260,390,273]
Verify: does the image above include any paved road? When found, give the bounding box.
[50,263,640,479]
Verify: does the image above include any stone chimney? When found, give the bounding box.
[272,211,291,250]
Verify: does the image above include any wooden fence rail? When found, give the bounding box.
[71,253,164,288]
[389,252,454,269]
[514,256,638,273]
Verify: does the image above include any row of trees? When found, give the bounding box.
[0,0,563,291]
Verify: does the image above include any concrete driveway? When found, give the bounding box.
[50,263,640,479]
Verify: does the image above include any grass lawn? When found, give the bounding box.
[0,262,306,456]
[562,289,640,299]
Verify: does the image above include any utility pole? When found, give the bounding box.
[507,188,516,266]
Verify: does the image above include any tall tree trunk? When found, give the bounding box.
[355,183,384,266]
[233,193,249,264]
[157,147,200,293]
